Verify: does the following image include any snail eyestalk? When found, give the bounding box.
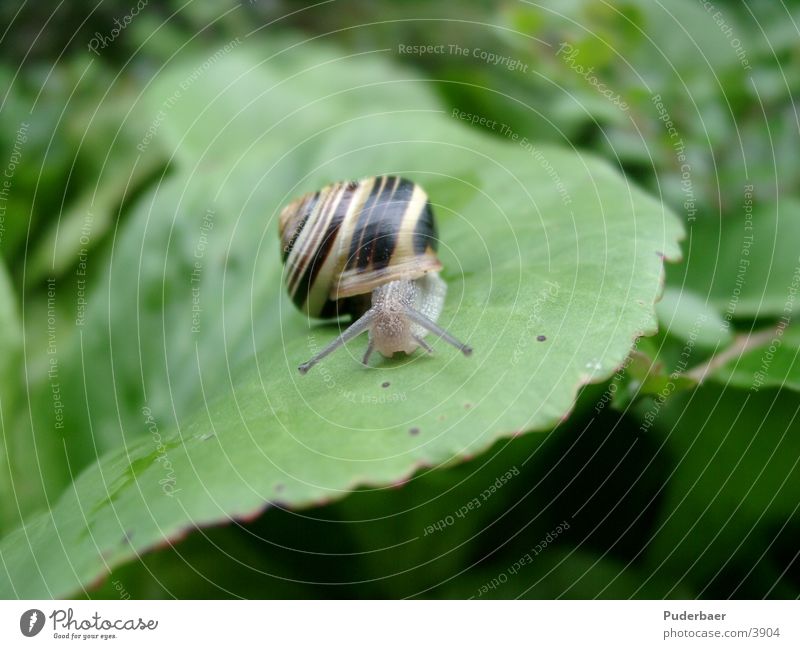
[298,310,375,375]
[404,305,473,357]
[361,340,375,366]
[412,334,433,354]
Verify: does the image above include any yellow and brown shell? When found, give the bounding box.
[279,175,442,318]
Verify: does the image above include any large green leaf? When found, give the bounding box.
[0,39,681,598]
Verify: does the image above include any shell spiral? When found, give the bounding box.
[279,176,442,318]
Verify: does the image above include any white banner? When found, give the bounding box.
[0,600,797,647]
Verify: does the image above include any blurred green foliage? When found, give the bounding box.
[1,0,798,599]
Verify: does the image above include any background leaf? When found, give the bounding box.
[0,258,22,532]
[668,199,800,320]
[643,386,800,598]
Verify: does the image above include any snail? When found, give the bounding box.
[279,175,472,374]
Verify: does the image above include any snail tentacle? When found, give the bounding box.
[412,334,433,354]
[404,306,473,356]
[298,309,375,374]
[361,339,375,367]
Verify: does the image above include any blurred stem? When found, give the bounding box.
[685,328,775,383]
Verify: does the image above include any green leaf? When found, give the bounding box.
[435,548,693,599]
[655,286,732,349]
[0,40,682,598]
[83,430,547,599]
[644,385,800,597]
[0,258,22,531]
[668,199,800,319]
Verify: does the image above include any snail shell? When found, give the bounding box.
[280,175,441,318]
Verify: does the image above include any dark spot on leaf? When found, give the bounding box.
[381,381,390,388]
[656,250,665,259]
[464,403,472,410]
[275,484,285,492]
[537,334,547,341]
[409,427,420,435]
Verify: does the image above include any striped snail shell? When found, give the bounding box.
[279,175,472,374]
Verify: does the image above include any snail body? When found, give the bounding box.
[279,175,471,374]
